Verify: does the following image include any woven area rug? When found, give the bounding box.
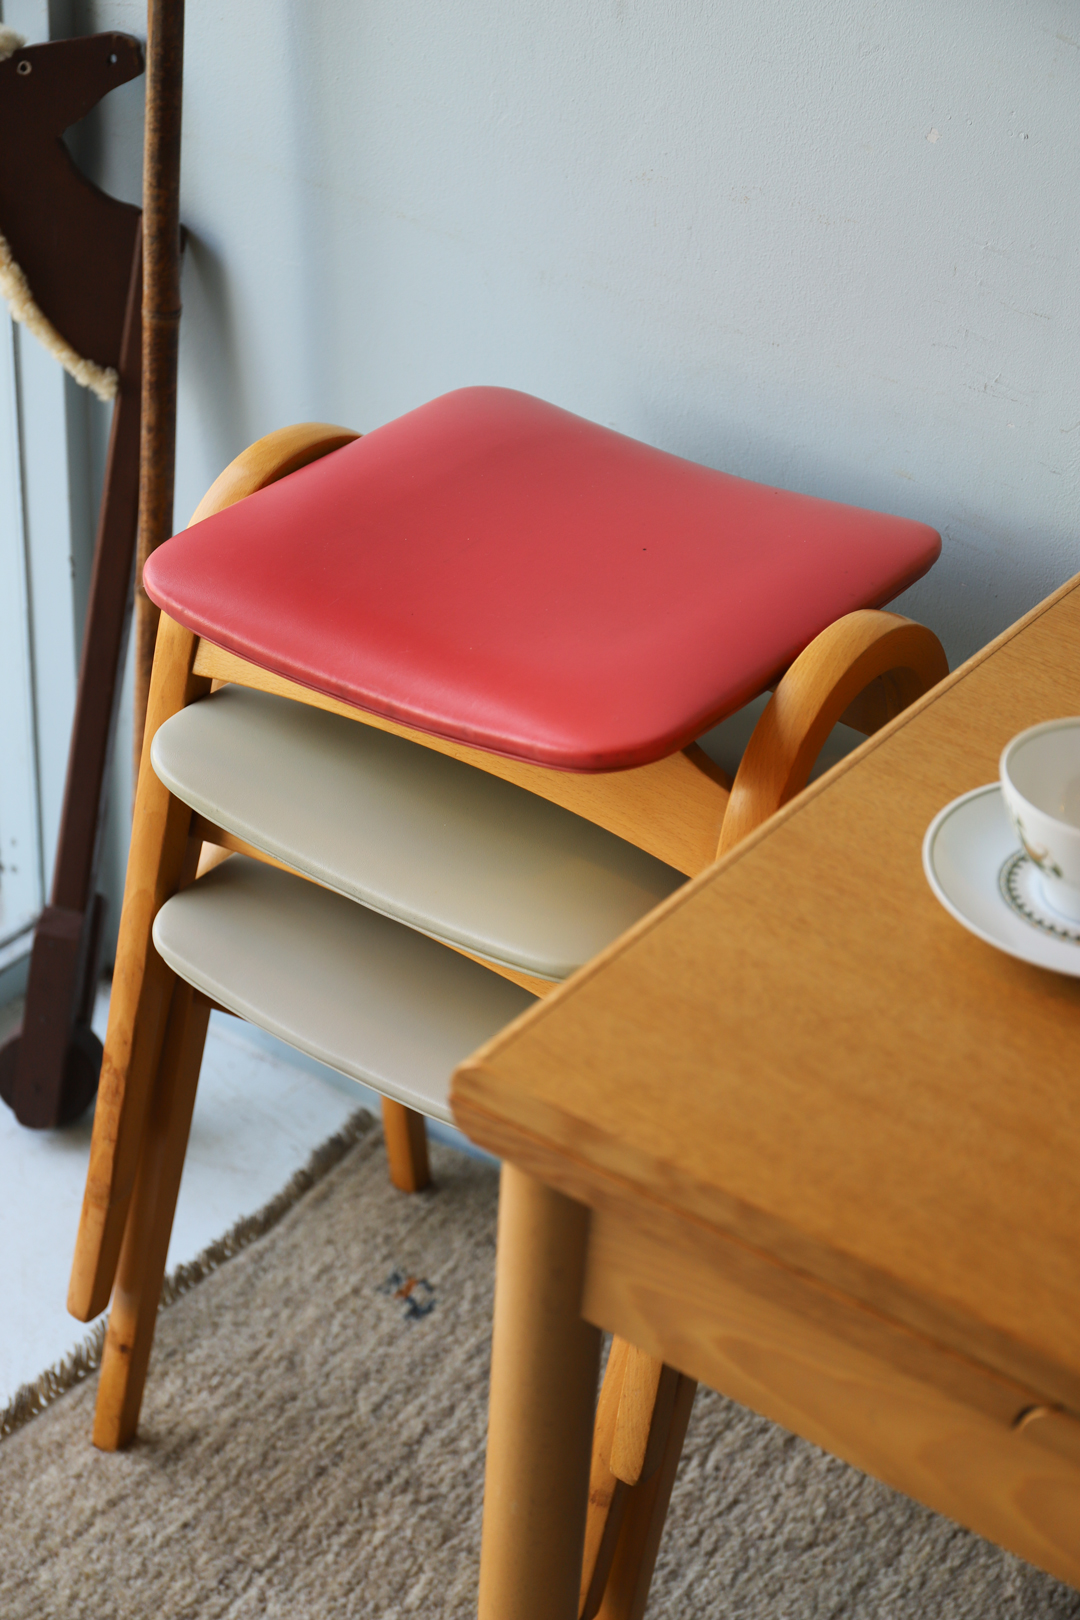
[1,1115,1077,1620]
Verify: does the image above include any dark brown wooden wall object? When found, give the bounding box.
[0,34,142,375]
[0,33,146,1128]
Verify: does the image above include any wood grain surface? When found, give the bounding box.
[579,1199,1080,1589]
[453,573,1080,1416]
[718,609,947,852]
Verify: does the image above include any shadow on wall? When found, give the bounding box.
[177,229,251,507]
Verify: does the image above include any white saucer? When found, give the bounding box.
[922,784,1080,977]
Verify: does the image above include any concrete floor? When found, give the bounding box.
[0,984,484,1407]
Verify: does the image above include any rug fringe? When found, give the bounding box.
[0,1107,375,1442]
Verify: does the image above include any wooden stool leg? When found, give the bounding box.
[68,613,206,1324]
[579,1338,631,1618]
[479,1164,601,1620]
[582,1345,686,1620]
[92,982,211,1450]
[596,1375,697,1620]
[381,1098,431,1191]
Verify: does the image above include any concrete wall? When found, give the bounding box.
[6,0,1080,946]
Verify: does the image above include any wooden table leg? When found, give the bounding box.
[478,1164,601,1620]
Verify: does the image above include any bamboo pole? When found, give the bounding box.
[133,0,184,780]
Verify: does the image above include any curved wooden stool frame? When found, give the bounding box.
[67,424,947,1616]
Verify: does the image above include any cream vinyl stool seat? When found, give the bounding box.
[151,684,684,987]
[68,391,949,1619]
[152,856,535,1120]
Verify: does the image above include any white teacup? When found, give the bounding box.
[1000,719,1080,922]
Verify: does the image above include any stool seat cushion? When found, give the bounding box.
[153,855,535,1122]
[144,387,941,772]
[152,686,683,981]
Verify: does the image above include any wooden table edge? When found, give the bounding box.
[457,1096,1080,1589]
[450,570,1080,1411]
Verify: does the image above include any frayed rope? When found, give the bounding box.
[0,230,118,402]
[0,1106,375,1443]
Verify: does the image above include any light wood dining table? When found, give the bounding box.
[451,573,1080,1619]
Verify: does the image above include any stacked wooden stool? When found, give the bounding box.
[68,386,946,1616]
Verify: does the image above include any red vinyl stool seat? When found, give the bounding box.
[144,387,940,772]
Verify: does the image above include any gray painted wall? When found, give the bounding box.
[6,0,1080,960]
[99,0,1080,661]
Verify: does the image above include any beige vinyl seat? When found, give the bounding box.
[148,679,684,1137]
[148,683,684,1123]
[153,854,536,1122]
[151,683,683,988]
